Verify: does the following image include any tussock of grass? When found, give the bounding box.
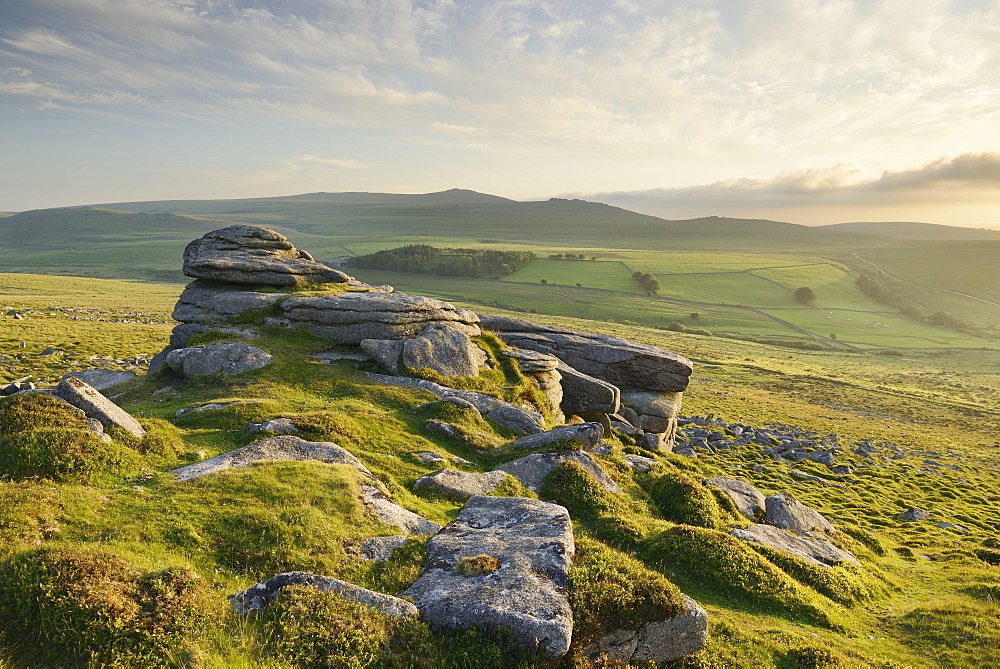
[641,467,727,530]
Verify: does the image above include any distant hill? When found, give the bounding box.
[818,221,1000,241]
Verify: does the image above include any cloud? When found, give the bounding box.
[581,153,1000,223]
[203,154,373,185]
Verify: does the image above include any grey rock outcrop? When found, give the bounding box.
[622,391,683,442]
[413,468,508,500]
[54,376,146,440]
[184,225,352,286]
[170,435,372,481]
[284,292,481,344]
[583,594,708,664]
[242,417,299,434]
[705,477,766,521]
[171,280,288,324]
[230,571,417,618]
[479,315,693,392]
[165,343,273,377]
[732,524,860,567]
[360,484,441,536]
[402,496,575,658]
[510,422,604,450]
[494,450,622,494]
[503,349,564,420]
[369,373,544,434]
[764,492,835,535]
[167,324,260,349]
[622,454,657,472]
[557,362,620,415]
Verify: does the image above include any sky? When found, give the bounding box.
[2,0,1000,227]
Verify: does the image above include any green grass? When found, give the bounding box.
[3,273,1000,666]
[503,258,636,291]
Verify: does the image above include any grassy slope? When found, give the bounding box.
[2,275,1000,666]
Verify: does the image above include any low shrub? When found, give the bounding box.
[642,469,726,529]
[642,524,836,627]
[569,538,686,649]
[0,393,139,483]
[0,548,210,666]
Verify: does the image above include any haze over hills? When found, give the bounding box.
[818,221,1000,241]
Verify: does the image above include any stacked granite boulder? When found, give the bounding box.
[478,315,692,449]
[155,225,483,374]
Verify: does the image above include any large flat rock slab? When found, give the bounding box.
[402,496,575,658]
[732,524,860,567]
[413,468,507,500]
[705,476,766,521]
[183,225,351,286]
[283,292,481,344]
[510,423,604,450]
[230,571,418,618]
[584,594,708,664]
[765,492,835,535]
[170,435,372,481]
[54,375,146,440]
[360,484,442,536]
[172,280,288,324]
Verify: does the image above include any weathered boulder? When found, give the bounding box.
[168,324,261,349]
[183,225,352,286]
[583,594,708,664]
[414,468,508,500]
[732,524,860,567]
[511,423,604,450]
[165,343,272,377]
[556,361,620,415]
[360,484,441,536]
[897,507,930,522]
[364,323,488,378]
[494,450,622,494]
[60,369,135,391]
[230,571,418,617]
[622,391,683,441]
[369,373,544,434]
[402,496,575,658]
[283,292,480,344]
[171,280,288,324]
[479,315,693,392]
[170,435,372,481]
[637,432,669,452]
[764,492,835,535]
[175,400,265,417]
[54,376,146,440]
[705,477,766,521]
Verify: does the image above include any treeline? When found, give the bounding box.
[856,273,976,332]
[345,245,535,279]
[632,271,661,294]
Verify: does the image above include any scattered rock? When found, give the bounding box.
[359,536,409,562]
[732,524,859,567]
[175,400,265,417]
[705,477,766,521]
[360,485,441,536]
[165,343,273,377]
[54,375,146,440]
[184,225,352,286]
[510,423,604,450]
[242,417,299,434]
[622,454,657,472]
[311,350,374,364]
[170,435,372,481]
[414,450,448,465]
[764,492,835,535]
[897,508,930,522]
[583,594,708,664]
[414,468,508,500]
[636,432,668,451]
[402,496,575,658]
[494,450,622,494]
[230,571,417,617]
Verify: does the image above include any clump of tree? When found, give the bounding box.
[632,271,661,295]
[548,253,588,260]
[856,273,977,333]
[794,286,816,304]
[345,245,534,279]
